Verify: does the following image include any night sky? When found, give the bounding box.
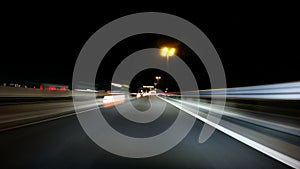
[1,4,299,91]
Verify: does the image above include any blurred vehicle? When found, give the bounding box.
[39,83,69,91]
[136,87,146,98]
[136,93,143,98]
[148,90,157,95]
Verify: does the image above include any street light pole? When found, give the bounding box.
[155,76,161,89]
[160,47,176,91]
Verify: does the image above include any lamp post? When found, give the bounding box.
[155,76,161,89]
[161,47,176,59]
[160,47,176,90]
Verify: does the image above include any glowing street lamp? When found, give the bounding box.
[155,76,161,88]
[160,47,176,68]
[160,47,176,57]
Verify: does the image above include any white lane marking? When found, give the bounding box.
[172,98,300,136]
[0,106,100,132]
[158,96,300,169]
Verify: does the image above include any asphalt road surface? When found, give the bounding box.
[0,97,291,169]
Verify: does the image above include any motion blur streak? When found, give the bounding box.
[160,96,300,168]
[181,81,300,100]
[160,81,300,168]
[0,82,299,168]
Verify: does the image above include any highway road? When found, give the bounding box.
[0,96,293,169]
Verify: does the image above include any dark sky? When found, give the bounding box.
[1,4,299,90]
